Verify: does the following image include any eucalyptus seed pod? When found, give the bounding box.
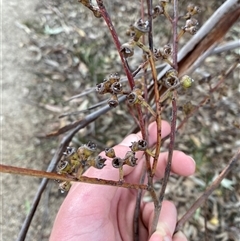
[161,68,179,88]
[162,44,172,58]
[105,147,116,158]
[59,181,71,193]
[112,157,124,168]
[124,151,137,167]
[87,155,106,169]
[94,156,107,169]
[108,94,119,108]
[153,5,164,18]
[185,18,199,28]
[120,42,135,58]
[96,82,107,94]
[185,26,198,35]
[77,141,97,160]
[130,140,147,152]
[63,146,77,157]
[111,82,123,94]
[57,160,72,174]
[132,19,149,41]
[63,146,79,166]
[153,48,163,60]
[127,88,142,104]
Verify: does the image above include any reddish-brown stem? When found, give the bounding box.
[172,0,179,69]
[175,148,240,232]
[150,95,178,235]
[146,0,153,51]
[0,164,148,190]
[149,54,161,178]
[96,0,135,89]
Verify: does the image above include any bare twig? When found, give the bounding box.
[96,0,135,89]
[0,164,148,190]
[175,148,240,233]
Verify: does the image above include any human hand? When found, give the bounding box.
[50,121,195,241]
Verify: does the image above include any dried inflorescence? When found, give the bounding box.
[57,139,149,191]
[56,142,106,192]
[96,73,123,107]
[178,3,200,38]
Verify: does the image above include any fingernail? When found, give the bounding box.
[187,155,196,165]
[163,235,172,241]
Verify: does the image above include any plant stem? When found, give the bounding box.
[146,0,153,51]
[172,0,178,69]
[0,164,148,190]
[96,0,135,89]
[175,149,240,232]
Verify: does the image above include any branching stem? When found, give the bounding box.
[96,0,135,89]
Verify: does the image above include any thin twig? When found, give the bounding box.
[146,0,153,51]
[151,0,179,235]
[175,148,240,232]
[0,164,148,190]
[96,0,135,89]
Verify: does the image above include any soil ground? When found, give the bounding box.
[1,0,63,240]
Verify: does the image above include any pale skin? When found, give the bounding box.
[50,121,195,241]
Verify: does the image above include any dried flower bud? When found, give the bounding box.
[120,42,134,58]
[130,140,147,152]
[112,157,124,168]
[108,94,119,108]
[105,147,116,158]
[124,151,137,167]
[181,75,194,89]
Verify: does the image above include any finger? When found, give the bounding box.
[142,200,177,241]
[153,151,196,179]
[173,231,188,241]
